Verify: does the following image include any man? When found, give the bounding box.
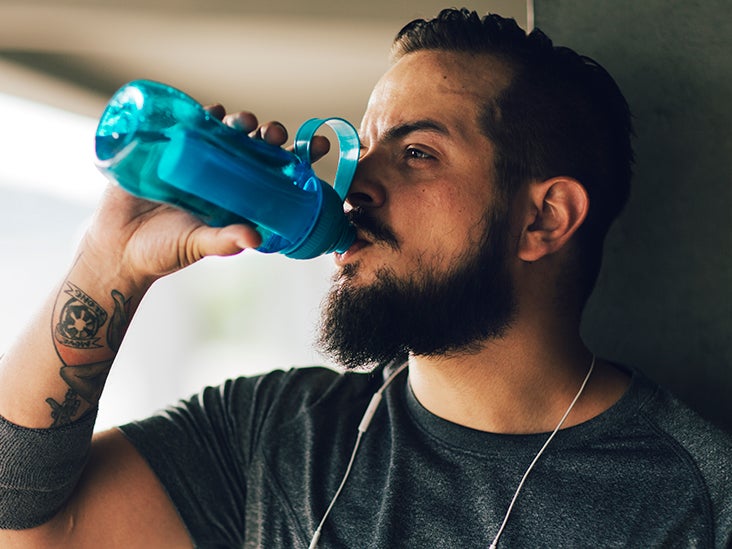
[1,8,730,548]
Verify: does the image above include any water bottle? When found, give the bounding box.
[94,79,360,259]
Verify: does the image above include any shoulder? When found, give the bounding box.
[226,364,383,406]
[632,368,732,464]
[629,367,732,529]
[121,365,383,450]
[210,365,385,426]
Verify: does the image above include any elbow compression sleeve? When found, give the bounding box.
[0,409,96,529]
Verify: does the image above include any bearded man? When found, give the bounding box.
[1,8,730,549]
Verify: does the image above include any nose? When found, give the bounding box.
[344,154,386,211]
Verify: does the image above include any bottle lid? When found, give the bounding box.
[282,117,360,259]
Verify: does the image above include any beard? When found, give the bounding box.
[316,207,517,371]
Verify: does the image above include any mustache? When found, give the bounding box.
[347,208,400,250]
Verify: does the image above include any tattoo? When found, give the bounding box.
[46,388,81,427]
[54,282,108,349]
[48,282,133,424]
[60,359,114,405]
[107,289,132,352]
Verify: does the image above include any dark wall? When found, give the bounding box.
[536,0,732,430]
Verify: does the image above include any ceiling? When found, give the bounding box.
[0,0,527,132]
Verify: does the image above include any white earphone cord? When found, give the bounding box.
[308,357,595,549]
[309,362,409,549]
[488,355,595,549]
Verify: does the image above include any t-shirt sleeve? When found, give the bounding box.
[118,370,291,548]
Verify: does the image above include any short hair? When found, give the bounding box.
[391,8,634,305]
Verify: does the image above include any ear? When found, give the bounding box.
[517,177,589,262]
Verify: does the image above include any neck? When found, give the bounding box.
[406,325,629,434]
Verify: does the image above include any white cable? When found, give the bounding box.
[308,430,363,549]
[307,358,593,548]
[309,361,409,549]
[488,356,596,549]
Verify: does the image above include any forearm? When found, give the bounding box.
[0,250,149,530]
[0,252,148,429]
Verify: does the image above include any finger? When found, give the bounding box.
[204,104,227,121]
[223,111,259,134]
[229,224,264,251]
[252,122,288,147]
[189,223,263,261]
[309,135,331,163]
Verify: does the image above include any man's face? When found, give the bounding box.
[318,50,518,369]
[336,50,513,284]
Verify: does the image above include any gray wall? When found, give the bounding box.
[535,0,732,430]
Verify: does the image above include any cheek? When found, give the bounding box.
[399,189,453,240]
[435,191,488,240]
[389,178,492,252]
[406,199,483,268]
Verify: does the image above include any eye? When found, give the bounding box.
[405,147,433,160]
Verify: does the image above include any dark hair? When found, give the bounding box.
[392,9,634,305]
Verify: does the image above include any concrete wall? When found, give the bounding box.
[535,1,732,430]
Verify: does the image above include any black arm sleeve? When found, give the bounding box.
[0,409,97,529]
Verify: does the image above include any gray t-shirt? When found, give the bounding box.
[120,364,732,548]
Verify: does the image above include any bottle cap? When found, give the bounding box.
[282,117,360,258]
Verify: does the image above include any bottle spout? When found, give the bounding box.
[282,180,355,259]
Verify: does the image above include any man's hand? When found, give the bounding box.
[80,106,333,291]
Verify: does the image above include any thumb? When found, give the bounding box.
[188,224,263,260]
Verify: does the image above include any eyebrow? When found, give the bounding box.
[382,119,451,142]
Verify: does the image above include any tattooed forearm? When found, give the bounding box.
[48,283,134,425]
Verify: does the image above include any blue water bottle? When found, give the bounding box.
[94,79,359,259]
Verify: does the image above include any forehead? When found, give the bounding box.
[361,50,512,136]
